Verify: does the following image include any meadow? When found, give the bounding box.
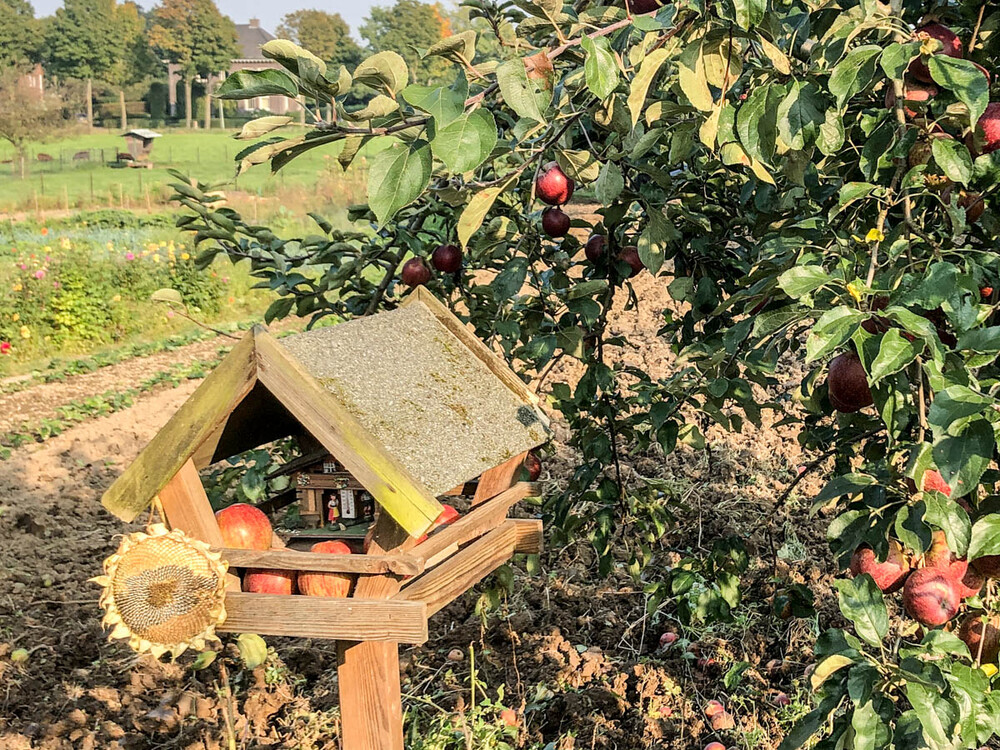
[0,127,363,215]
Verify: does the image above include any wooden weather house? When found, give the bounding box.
[98,288,550,750]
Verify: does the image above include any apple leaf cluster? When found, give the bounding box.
[173,0,1000,745]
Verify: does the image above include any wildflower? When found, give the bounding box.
[18,263,26,270]
[221,276,229,284]
[166,310,175,319]
[11,313,19,322]
[40,227,48,236]
[12,284,22,292]
[19,326,30,339]
[125,252,135,261]
[112,294,121,302]
[52,281,60,289]
[107,242,114,251]
[34,270,45,280]
[59,237,71,250]
[181,252,190,261]
[153,255,161,263]
[0,341,10,355]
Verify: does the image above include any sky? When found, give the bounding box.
[28,0,396,41]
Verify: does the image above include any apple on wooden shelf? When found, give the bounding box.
[298,541,353,598]
[415,503,460,544]
[215,503,272,550]
[244,568,296,595]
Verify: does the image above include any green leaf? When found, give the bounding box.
[931,137,973,186]
[261,39,326,78]
[432,110,497,174]
[829,45,882,109]
[932,419,994,500]
[880,42,920,79]
[929,55,989,126]
[834,575,888,647]
[354,51,409,96]
[778,80,826,150]
[817,108,846,155]
[778,264,830,299]
[956,326,1000,353]
[402,78,467,128]
[869,329,923,383]
[425,30,477,63]
[851,700,887,750]
[906,682,961,750]
[733,0,765,29]
[344,94,400,122]
[189,650,217,670]
[628,49,670,124]
[595,161,624,205]
[805,306,862,362]
[236,633,269,669]
[457,175,516,248]
[496,58,549,124]
[235,116,294,140]
[927,386,993,432]
[637,209,671,274]
[581,35,619,101]
[810,473,877,511]
[677,40,713,112]
[366,139,433,226]
[924,492,971,557]
[969,516,1000,560]
[737,83,780,164]
[758,36,790,75]
[216,69,299,100]
[492,256,529,300]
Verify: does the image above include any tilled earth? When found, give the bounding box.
[0,270,840,749]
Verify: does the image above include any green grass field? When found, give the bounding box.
[0,127,360,213]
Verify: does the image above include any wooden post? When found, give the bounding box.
[337,514,412,750]
[473,451,529,505]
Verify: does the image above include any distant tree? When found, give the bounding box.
[148,0,237,129]
[104,2,157,130]
[0,69,63,178]
[0,0,40,69]
[276,10,362,70]
[44,0,139,129]
[359,0,451,82]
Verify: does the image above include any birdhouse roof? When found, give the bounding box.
[100,289,550,537]
[123,129,162,140]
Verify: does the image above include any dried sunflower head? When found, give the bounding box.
[92,524,228,659]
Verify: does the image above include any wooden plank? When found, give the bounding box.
[473,451,529,506]
[217,593,427,644]
[395,522,519,616]
[255,331,443,539]
[338,513,411,750]
[216,547,423,577]
[409,482,537,568]
[511,518,544,555]
[402,288,548,418]
[157,459,241,591]
[102,329,259,522]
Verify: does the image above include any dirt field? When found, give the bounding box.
[0,273,840,749]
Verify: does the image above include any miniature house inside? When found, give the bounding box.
[97,288,550,750]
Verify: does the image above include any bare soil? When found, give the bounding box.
[0,257,840,749]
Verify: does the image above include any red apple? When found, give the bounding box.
[659,631,678,647]
[908,23,964,83]
[959,191,985,223]
[972,555,1000,579]
[500,708,518,727]
[297,540,353,598]
[629,0,662,12]
[955,564,985,599]
[536,162,574,206]
[585,234,606,263]
[704,700,725,717]
[523,451,542,481]
[971,102,1000,156]
[921,470,952,497]
[431,244,462,273]
[542,208,571,238]
[903,567,960,627]
[401,258,432,287]
[245,568,296,595]
[885,80,938,119]
[773,692,790,707]
[958,613,1000,663]
[980,286,993,299]
[216,503,272,551]
[849,541,911,592]
[415,503,460,544]
[828,351,873,413]
[704,744,727,750]
[618,246,644,278]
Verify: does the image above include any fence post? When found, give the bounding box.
[90,173,95,202]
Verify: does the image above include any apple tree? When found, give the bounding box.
[173,0,1000,745]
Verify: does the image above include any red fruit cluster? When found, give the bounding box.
[908,23,964,83]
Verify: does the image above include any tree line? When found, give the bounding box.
[0,0,465,141]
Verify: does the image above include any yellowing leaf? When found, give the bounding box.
[865,228,885,243]
[847,281,864,303]
[810,654,854,691]
[700,106,722,148]
[677,38,714,112]
[627,49,669,126]
[458,175,517,248]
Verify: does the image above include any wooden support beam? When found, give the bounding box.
[473,451,529,506]
[395,521,519,617]
[157,459,240,591]
[216,547,423,577]
[218,593,427,644]
[337,513,412,750]
[102,330,259,521]
[410,482,537,569]
[511,518,544,555]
